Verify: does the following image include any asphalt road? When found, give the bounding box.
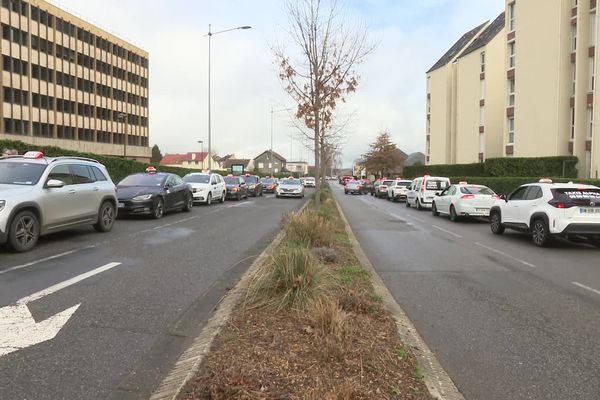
[0,193,308,400]
[332,183,600,400]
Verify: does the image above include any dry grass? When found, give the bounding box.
[283,208,334,247]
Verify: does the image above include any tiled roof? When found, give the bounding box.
[427,21,489,73]
[159,152,208,165]
[254,150,287,162]
[460,12,505,58]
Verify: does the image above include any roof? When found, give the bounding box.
[159,152,208,165]
[460,12,505,58]
[427,21,489,73]
[254,150,287,163]
[222,158,252,169]
[286,160,308,164]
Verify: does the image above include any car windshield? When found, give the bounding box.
[244,176,258,183]
[460,186,494,195]
[425,179,449,190]
[184,174,210,184]
[396,181,411,187]
[224,177,240,184]
[0,162,46,185]
[382,180,394,186]
[281,179,301,185]
[119,173,164,187]
[348,180,359,185]
[262,178,275,184]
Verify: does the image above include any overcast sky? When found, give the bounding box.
[52,0,502,167]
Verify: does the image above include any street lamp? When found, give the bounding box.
[206,24,252,170]
[117,112,127,159]
[198,140,204,168]
[270,107,291,176]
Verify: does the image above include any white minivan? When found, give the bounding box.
[406,175,451,209]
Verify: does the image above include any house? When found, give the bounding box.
[213,154,235,169]
[253,150,286,174]
[221,158,255,173]
[286,161,309,176]
[160,152,209,170]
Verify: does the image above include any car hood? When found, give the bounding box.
[0,184,36,199]
[187,182,210,190]
[279,184,302,190]
[117,186,162,200]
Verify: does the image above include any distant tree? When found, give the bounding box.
[360,131,406,178]
[151,144,163,163]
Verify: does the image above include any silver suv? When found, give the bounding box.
[0,151,117,252]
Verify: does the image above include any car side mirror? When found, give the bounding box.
[435,191,441,196]
[500,194,507,201]
[46,179,65,188]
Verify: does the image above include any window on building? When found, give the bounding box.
[508,42,516,69]
[587,107,594,138]
[480,51,485,73]
[590,57,596,91]
[591,11,597,45]
[508,78,515,106]
[508,2,516,32]
[571,24,577,52]
[571,107,576,139]
[508,117,515,144]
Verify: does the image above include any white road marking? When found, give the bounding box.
[0,246,96,275]
[0,262,121,357]
[572,282,600,296]
[404,213,425,223]
[474,242,536,268]
[432,225,463,238]
[152,216,198,230]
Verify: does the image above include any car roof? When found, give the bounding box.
[523,182,600,189]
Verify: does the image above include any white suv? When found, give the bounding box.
[387,179,412,202]
[183,172,226,205]
[0,151,117,252]
[489,180,600,247]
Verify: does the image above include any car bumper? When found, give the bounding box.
[346,189,362,194]
[557,223,600,235]
[225,191,241,199]
[192,192,207,202]
[393,193,407,200]
[456,205,491,217]
[0,227,6,244]
[117,200,153,215]
[277,192,303,197]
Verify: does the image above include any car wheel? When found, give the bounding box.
[237,192,241,201]
[344,190,348,195]
[206,193,212,206]
[406,200,411,208]
[152,198,164,219]
[490,211,505,235]
[531,218,550,247]
[221,191,226,203]
[9,211,40,252]
[432,202,439,216]
[94,201,116,232]
[183,194,193,212]
[449,206,458,222]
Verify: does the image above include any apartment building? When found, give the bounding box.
[1,0,150,161]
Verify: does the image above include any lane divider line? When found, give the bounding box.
[1,246,96,275]
[432,225,463,238]
[572,282,600,296]
[474,242,536,268]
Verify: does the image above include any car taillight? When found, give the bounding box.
[549,200,566,209]
[460,194,474,199]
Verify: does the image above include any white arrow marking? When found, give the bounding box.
[0,262,121,357]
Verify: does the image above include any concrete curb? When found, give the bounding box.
[149,201,309,400]
[333,197,466,400]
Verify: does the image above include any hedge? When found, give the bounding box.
[446,176,600,196]
[404,156,579,178]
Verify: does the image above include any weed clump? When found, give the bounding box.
[283,209,334,247]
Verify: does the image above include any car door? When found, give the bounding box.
[163,175,180,210]
[41,164,79,229]
[436,186,453,214]
[172,175,188,208]
[69,163,99,220]
[517,185,544,225]
[502,186,529,224]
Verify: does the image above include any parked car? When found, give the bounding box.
[260,177,278,193]
[387,179,412,202]
[0,151,117,252]
[276,178,305,198]
[432,182,500,221]
[406,175,451,209]
[344,180,363,195]
[339,175,352,185]
[224,175,249,200]
[117,168,193,219]
[183,172,226,205]
[243,174,263,197]
[489,179,600,247]
[374,179,394,199]
[303,177,316,188]
[360,179,374,194]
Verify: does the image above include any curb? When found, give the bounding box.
[149,201,309,400]
[333,196,466,400]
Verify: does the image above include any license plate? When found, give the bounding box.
[580,208,600,214]
[476,208,489,212]
[118,202,125,208]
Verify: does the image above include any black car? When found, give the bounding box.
[224,175,249,200]
[117,172,193,219]
[243,174,263,197]
[261,177,278,193]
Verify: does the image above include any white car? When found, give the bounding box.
[406,175,451,209]
[183,172,226,205]
[489,179,600,247]
[432,182,500,221]
[303,177,316,188]
[276,178,305,198]
[387,180,413,202]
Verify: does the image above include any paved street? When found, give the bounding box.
[332,183,600,400]
[0,194,307,400]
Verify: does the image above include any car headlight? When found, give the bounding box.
[132,194,153,202]
[249,185,255,189]
[0,200,5,212]
[232,187,239,192]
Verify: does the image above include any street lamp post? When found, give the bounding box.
[206,24,252,170]
[117,112,127,159]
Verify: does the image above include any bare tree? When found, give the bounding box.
[274,0,373,207]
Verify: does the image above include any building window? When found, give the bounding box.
[591,11,597,45]
[508,2,516,32]
[587,107,594,138]
[480,51,485,73]
[258,162,264,169]
[480,79,486,100]
[573,63,577,94]
[589,57,596,91]
[508,78,515,106]
[572,24,577,52]
[508,42,516,69]
[571,107,576,139]
[508,117,515,144]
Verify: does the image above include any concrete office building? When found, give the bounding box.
[1,0,150,160]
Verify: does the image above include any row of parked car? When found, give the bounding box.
[341,174,600,248]
[0,152,312,253]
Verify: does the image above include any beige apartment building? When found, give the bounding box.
[427,0,600,178]
[1,0,150,161]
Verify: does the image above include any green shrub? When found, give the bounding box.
[447,176,600,195]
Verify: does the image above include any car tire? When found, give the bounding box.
[432,202,439,216]
[237,192,241,201]
[152,198,164,219]
[221,191,226,203]
[206,193,212,206]
[490,211,505,235]
[8,210,40,253]
[449,206,458,222]
[406,200,411,208]
[344,190,348,195]
[182,194,193,212]
[94,201,116,232]
[531,218,550,247]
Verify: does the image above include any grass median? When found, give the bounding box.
[180,187,433,399]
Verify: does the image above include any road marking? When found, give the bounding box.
[0,246,96,275]
[152,216,198,230]
[0,262,121,357]
[432,225,463,238]
[404,214,425,223]
[474,242,536,268]
[572,282,600,296]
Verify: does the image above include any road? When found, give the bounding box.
[0,193,307,400]
[332,183,600,400]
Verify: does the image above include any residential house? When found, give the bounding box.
[221,158,255,173]
[286,161,309,176]
[160,152,209,170]
[253,150,286,174]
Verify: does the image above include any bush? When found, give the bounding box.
[404,162,484,178]
[283,209,334,247]
[447,176,600,195]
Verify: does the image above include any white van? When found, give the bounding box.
[406,175,451,209]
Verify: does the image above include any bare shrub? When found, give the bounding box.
[312,247,338,263]
[283,209,334,247]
